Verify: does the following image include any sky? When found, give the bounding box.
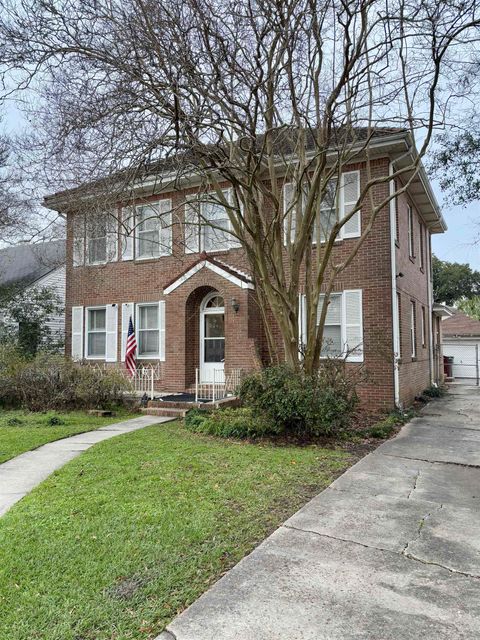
[3,103,480,268]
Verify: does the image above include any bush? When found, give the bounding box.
[184,407,276,439]
[423,384,446,398]
[0,351,134,411]
[238,363,358,437]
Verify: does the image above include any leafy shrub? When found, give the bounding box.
[423,385,446,398]
[6,416,24,427]
[185,407,275,439]
[238,363,358,437]
[0,351,134,411]
[46,415,65,426]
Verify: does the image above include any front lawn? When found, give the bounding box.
[0,409,138,464]
[0,421,354,640]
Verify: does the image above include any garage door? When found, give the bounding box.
[443,342,479,379]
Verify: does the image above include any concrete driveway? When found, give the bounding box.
[158,386,480,640]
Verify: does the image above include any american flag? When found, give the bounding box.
[125,316,137,377]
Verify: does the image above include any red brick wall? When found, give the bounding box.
[395,187,432,405]
[64,156,435,409]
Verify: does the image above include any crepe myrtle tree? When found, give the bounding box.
[0,0,479,372]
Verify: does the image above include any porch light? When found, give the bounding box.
[231,298,240,314]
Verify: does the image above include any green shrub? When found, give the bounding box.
[238,363,358,437]
[0,351,134,411]
[185,407,275,439]
[423,385,446,398]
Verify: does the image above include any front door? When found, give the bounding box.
[200,294,225,383]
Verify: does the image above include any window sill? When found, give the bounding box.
[395,240,400,249]
[409,256,416,264]
[134,255,170,264]
[420,267,425,274]
[411,357,417,362]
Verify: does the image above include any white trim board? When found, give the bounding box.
[164,260,254,295]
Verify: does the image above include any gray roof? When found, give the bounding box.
[0,240,66,287]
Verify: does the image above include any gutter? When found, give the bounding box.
[389,161,401,408]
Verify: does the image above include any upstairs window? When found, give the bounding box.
[408,204,415,259]
[73,212,117,266]
[185,190,238,253]
[135,200,172,260]
[86,215,108,265]
[283,171,361,244]
[419,223,425,270]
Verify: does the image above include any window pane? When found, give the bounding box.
[205,314,224,338]
[203,219,230,252]
[138,231,159,258]
[88,237,107,264]
[89,309,106,331]
[139,305,158,330]
[88,332,106,357]
[137,205,160,231]
[138,330,159,356]
[206,296,224,308]
[321,326,342,357]
[204,338,225,362]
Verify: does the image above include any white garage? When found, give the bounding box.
[442,311,480,382]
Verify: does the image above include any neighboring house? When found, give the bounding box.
[442,310,480,381]
[44,129,445,409]
[0,240,66,345]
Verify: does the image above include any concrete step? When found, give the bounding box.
[141,407,188,418]
[148,400,204,409]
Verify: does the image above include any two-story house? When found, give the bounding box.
[44,129,446,409]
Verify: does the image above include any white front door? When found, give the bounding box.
[200,293,225,383]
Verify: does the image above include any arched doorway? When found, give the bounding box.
[200,292,225,382]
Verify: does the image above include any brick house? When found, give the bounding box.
[44,129,446,409]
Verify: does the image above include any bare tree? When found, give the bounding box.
[0,0,478,371]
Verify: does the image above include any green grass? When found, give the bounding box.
[0,421,352,640]
[0,409,138,463]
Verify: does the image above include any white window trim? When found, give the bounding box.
[408,204,415,258]
[316,289,364,363]
[283,170,361,245]
[135,302,166,361]
[135,199,173,261]
[411,301,417,359]
[84,305,107,360]
[185,190,237,254]
[421,305,426,348]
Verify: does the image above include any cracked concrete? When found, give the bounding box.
[156,385,480,639]
[0,415,172,517]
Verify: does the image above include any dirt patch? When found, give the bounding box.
[106,575,147,600]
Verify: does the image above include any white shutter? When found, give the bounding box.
[71,306,84,360]
[159,199,173,256]
[121,302,135,361]
[106,213,118,262]
[344,289,363,361]
[105,304,118,362]
[159,300,166,361]
[341,171,361,238]
[283,183,295,245]
[317,293,342,325]
[184,200,200,253]
[121,208,134,261]
[72,214,85,267]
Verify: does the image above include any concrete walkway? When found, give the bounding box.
[0,415,172,517]
[158,386,480,640]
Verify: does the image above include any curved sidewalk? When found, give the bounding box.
[0,415,172,517]
[158,386,480,640]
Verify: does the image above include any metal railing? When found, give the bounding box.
[88,362,163,399]
[195,368,242,402]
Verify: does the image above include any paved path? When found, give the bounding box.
[158,386,480,640]
[0,415,172,517]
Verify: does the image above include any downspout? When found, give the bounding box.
[426,234,434,384]
[389,162,401,407]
